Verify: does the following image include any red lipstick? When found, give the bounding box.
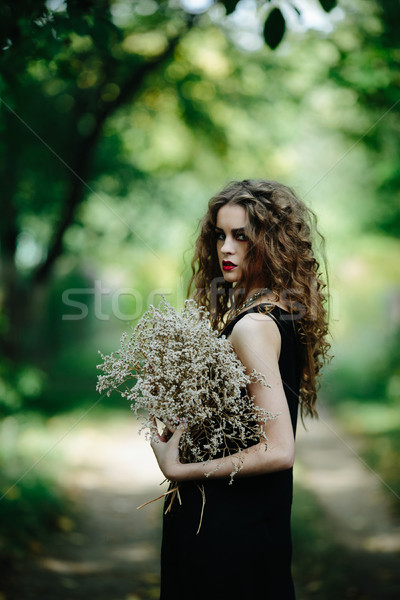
[222,260,236,271]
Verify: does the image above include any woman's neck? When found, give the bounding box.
[230,287,286,316]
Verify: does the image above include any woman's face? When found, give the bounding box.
[215,203,249,283]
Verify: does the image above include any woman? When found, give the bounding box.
[151,179,330,600]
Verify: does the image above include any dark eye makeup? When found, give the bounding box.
[214,228,248,241]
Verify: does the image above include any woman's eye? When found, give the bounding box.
[236,233,248,241]
[216,232,225,240]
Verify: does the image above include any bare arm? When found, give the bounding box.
[151,312,295,481]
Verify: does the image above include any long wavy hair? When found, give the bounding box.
[187,179,331,419]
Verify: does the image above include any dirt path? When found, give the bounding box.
[295,405,400,553]
[295,405,400,599]
[7,420,165,600]
[5,409,400,599]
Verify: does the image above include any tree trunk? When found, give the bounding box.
[1,27,189,363]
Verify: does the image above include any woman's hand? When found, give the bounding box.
[150,419,186,481]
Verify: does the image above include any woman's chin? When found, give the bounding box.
[221,272,238,283]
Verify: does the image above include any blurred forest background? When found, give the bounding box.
[1,0,399,598]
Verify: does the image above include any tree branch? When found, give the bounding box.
[32,23,191,285]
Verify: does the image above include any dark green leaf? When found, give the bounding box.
[291,4,301,16]
[318,0,337,12]
[263,8,286,50]
[221,0,241,15]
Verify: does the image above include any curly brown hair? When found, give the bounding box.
[187,179,331,419]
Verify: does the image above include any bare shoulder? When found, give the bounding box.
[230,311,281,360]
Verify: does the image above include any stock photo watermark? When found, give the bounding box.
[61,279,340,322]
[61,280,185,321]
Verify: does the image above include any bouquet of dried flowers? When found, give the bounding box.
[96,298,274,485]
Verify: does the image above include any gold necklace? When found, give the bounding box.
[231,289,271,318]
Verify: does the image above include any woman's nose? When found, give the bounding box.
[221,236,234,254]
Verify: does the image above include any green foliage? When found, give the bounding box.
[263,8,286,50]
[0,414,72,559]
[362,429,400,516]
[221,0,241,15]
[333,401,400,515]
[0,361,46,415]
[328,0,400,236]
[0,0,399,428]
[318,0,337,12]
[292,484,351,598]
[0,474,66,558]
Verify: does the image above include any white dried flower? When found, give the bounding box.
[96,297,274,482]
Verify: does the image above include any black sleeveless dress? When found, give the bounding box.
[160,304,303,600]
